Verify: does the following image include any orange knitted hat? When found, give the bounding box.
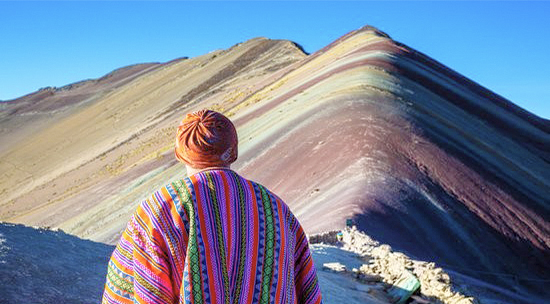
[174,109,238,169]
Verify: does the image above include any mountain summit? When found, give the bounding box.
[0,25,548,302]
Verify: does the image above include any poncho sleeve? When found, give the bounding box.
[293,219,323,304]
[102,199,177,304]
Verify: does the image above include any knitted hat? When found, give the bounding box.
[174,109,238,169]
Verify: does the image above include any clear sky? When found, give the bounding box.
[1,1,549,119]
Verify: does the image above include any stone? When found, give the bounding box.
[322,262,346,273]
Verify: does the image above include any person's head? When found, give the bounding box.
[174,109,238,173]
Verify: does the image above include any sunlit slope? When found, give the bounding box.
[0,62,163,155]
[0,38,306,243]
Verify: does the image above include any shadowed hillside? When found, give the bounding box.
[0,222,114,303]
[0,25,548,302]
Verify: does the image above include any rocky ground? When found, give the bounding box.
[311,228,477,304]
[2,222,542,304]
[311,227,545,304]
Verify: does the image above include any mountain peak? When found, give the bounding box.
[1,24,548,302]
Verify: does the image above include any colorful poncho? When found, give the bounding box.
[102,169,322,304]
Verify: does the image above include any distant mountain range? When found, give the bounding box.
[0,25,548,303]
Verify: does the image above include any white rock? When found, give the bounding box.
[322,262,346,272]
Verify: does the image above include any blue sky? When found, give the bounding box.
[1,1,549,119]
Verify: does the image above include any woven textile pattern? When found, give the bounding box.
[102,169,322,304]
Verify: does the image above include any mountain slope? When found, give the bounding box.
[0,62,164,155]
[0,38,306,243]
[0,25,548,300]
[229,26,549,295]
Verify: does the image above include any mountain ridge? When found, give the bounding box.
[0,25,548,302]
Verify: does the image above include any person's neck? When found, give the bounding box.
[185,165,231,176]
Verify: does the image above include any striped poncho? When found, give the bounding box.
[102,169,322,304]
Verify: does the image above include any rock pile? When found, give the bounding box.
[311,227,478,304]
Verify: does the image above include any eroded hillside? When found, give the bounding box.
[1,25,548,301]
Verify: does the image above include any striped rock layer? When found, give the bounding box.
[0,25,548,298]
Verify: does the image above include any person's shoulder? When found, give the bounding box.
[136,178,191,212]
[164,176,203,206]
[164,176,191,193]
